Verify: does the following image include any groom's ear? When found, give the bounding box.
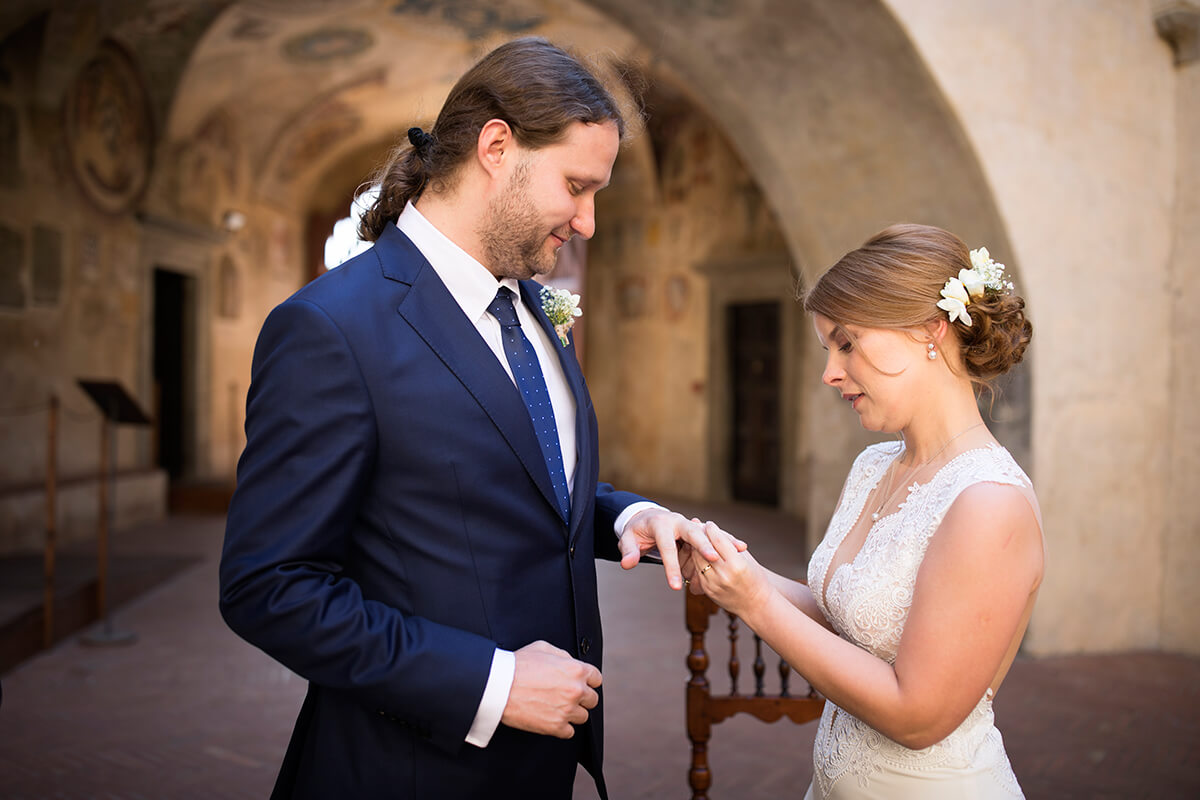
[477,118,515,179]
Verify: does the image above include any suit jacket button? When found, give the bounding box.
[569,545,575,558]
[579,637,591,655]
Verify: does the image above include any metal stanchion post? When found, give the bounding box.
[75,379,149,647]
[80,403,136,647]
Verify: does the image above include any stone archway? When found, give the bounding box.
[581,0,1031,544]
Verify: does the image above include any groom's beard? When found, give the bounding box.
[479,160,559,280]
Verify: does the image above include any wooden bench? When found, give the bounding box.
[686,591,825,799]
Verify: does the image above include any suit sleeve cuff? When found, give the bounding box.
[465,648,515,748]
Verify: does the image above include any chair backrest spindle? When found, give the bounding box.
[686,592,825,799]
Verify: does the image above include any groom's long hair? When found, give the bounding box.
[357,37,631,242]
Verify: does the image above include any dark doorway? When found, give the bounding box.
[153,269,193,480]
[729,302,781,506]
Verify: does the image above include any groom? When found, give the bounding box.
[219,38,730,800]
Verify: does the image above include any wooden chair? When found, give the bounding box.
[686,591,825,799]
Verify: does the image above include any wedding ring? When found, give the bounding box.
[700,564,713,575]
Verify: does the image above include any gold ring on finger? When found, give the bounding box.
[700,564,713,575]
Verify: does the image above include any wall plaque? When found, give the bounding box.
[64,41,154,214]
[0,224,24,308]
[32,225,62,305]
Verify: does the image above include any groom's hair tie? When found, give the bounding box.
[407,126,435,154]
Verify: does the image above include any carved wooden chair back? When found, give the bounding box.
[685,591,825,799]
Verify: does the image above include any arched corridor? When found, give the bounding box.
[0,0,1196,660]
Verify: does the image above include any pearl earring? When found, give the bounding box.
[927,343,937,360]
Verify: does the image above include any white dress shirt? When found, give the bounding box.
[395,202,656,748]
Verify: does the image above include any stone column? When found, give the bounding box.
[1155,1,1200,654]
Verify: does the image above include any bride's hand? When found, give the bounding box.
[679,532,709,596]
[694,521,773,618]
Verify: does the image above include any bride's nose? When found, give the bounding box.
[822,354,844,386]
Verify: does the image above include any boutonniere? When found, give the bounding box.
[539,286,582,347]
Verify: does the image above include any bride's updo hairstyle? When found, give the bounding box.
[802,224,1032,389]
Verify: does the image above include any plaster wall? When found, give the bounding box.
[883,0,1179,652]
[203,210,306,480]
[0,470,166,552]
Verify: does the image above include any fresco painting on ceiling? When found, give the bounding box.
[390,0,543,39]
[175,111,240,225]
[283,28,374,62]
[64,41,154,215]
[656,0,735,17]
[231,15,275,42]
[196,112,239,193]
[275,101,362,183]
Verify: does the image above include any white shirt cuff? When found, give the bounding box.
[614,501,665,537]
[465,648,515,748]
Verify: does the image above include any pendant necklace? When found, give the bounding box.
[871,422,985,522]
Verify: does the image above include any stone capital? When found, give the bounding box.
[1155,1,1200,65]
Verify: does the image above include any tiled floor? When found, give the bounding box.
[1,505,1197,799]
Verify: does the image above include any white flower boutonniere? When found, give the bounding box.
[539,286,582,347]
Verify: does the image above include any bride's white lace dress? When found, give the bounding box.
[803,442,1030,799]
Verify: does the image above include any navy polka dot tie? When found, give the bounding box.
[487,287,571,521]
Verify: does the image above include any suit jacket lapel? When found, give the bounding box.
[382,229,563,520]
[518,280,593,538]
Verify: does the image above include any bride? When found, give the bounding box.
[686,224,1043,799]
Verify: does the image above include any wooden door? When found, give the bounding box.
[728,302,781,506]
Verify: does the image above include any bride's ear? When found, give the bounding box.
[923,318,949,348]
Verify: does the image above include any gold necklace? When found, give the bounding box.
[870,422,985,522]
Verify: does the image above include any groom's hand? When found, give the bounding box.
[501,641,602,739]
[617,508,746,591]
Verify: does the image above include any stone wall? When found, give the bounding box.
[0,23,167,551]
[883,0,1185,653]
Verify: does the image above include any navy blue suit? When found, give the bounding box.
[219,224,644,799]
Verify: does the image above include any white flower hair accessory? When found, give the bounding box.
[935,247,1015,327]
[539,285,582,347]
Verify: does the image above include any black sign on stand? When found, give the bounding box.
[76,380,152,647]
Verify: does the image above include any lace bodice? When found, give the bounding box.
[805,442,1031,798]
